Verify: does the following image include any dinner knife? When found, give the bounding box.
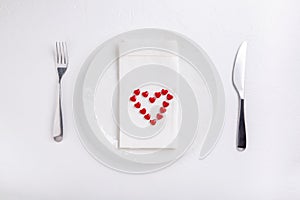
[233,41,247,151]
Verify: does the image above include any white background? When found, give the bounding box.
[0,0,300,199]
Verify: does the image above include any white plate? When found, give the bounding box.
[73,29,225,173]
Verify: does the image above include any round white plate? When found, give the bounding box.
[73,29,225,173]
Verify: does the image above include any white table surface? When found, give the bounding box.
[1,0,300,199]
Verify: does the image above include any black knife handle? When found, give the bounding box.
[237,98,246,151]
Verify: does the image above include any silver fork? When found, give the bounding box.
[53,42,68,142]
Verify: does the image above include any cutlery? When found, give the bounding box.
[53,42,68,142]
[233,41,247,151]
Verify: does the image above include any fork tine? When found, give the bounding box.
[55,42,59,64]
[58,41,62,64]
[62,42,66,64]
[64,42,68,65]
[59,42,63,64]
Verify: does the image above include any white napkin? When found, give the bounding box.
[118,40,180,149]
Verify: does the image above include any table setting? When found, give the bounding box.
[1,0,300,199]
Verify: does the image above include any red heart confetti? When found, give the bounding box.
[130,95,136,102]
[162,101,169,108]
[160,107,166,113]
[144,113,151,120]
[161,89,168,95]
[142,91,149,97]
[134,102,141,108]
[134,89,140,95]
[156,113,163,120]
[149,97,156,103]
[155,92,161,98]
[150,119,156,125]
[139,108,146,115]
[167,94,173,100]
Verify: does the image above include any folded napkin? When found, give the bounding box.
[118,40,180,149]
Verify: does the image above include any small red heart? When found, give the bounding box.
[140,108,146,114]
[150,119,156,125]
[161,89,168,95]
[160,107,166,113]
[149,97,156,103]
[155,92,161,98]
[130,95,136,102]
[134,89,140,95]
[162,101,169,107]
[144,113,151,120]
[167,94,173,100]
[142,91,149,97]
[134,102,141,108]
[156,113,163,120]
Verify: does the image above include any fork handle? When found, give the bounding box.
[53,82,63,142]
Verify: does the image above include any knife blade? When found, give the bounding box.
[233,41,247,151]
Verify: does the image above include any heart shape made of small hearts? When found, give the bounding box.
[129,88,174,126]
